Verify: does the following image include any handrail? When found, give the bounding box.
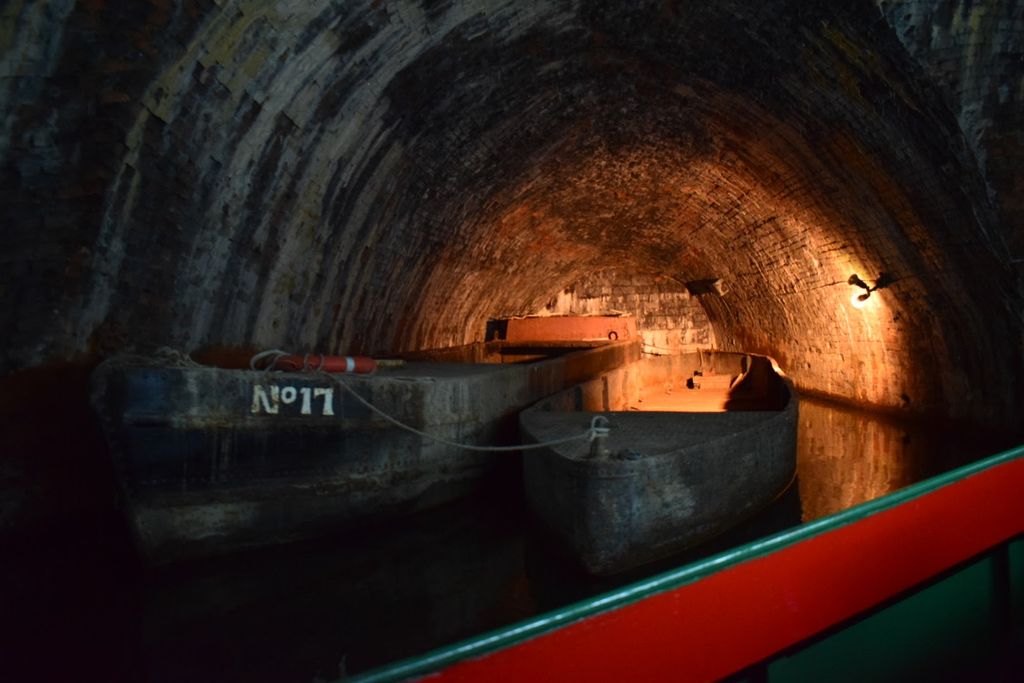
[351,443,1024,682]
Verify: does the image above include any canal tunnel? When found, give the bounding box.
[3,1,1021,426]
[1,0,1023,677]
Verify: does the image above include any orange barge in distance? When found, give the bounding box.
[487,315,638,343]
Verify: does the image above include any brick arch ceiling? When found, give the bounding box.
[5,1,1021,425]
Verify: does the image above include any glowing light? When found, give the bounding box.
[847,272,892,309]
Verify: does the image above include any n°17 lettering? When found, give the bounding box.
[251,384,334,415]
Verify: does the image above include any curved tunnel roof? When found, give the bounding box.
[1,1,1021,425]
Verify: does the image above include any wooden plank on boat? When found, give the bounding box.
[498,316,638,343]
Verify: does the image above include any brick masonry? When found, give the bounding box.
[879,0,1024,256]
[0,0,1021,428]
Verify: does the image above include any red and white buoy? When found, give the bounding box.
[273,354,377,373]
[249,350,385,374]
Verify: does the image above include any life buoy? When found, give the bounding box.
[273,354,377,374]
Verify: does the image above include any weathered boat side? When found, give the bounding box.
[520,352,797,574]
[91,342,639,563]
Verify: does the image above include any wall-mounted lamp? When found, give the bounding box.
[685,278,727,297]
[848,273,892,308]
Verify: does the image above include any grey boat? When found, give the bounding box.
[520,352,798,575]
[90,342,638,563]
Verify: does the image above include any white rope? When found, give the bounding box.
[335,378,611,452]
[105,346,202,368]
[250,348,290,371]
[152,346,202,367]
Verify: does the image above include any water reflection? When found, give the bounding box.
[136,489,529,680]
[5,399,1012,682]
[795,396,1004,521]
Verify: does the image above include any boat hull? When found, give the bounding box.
[90,343,639,562]
[520,353,797,574]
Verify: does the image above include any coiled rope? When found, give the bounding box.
[250,349,291,370]
[104,346,202,369]
[251,349,612,453]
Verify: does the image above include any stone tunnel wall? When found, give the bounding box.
[879,0,1024,257]
[0,0,1021,431]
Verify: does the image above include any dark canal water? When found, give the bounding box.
[2,397,1013,682]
